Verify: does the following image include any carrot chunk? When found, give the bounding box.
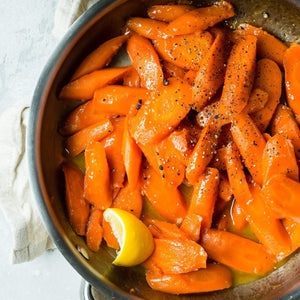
[218,173,233,202]
[180,214,202,242]
[123,68,141,87]
[162,61,185,79]
[230,200,248,232]
[86,208,103,252]
[148,5,196,22]
[102,220,119,250]
[283,218,300,254]
[243,88,269,114]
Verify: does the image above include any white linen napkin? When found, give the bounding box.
[0,0,98,264]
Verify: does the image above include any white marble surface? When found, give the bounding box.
[0,0,83,299]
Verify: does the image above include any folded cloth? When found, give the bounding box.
[0,0,98,264]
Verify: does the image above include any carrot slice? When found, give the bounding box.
[71,35,128,81]
[127,34,163,90]
[243,88,269,114]
[154,31,214,71]
[262,134,299,183]
[86,208,103,252]
[84,142,112,209]
[186,121,220,185]
[144,238,207,274]
[218,173,233,202]
[231,113,266,186]
[250,58,282,132]
[188,168,220,230]
[130,77,192,145]
[147,5,196,22]
[167,1,235,36]
[284,44,300,123]
[65,119,113,158]
[123,68,141,87]
[59,66,132,101]
[162,61,185,79]
[201,229,276,274]
[146,263,232,294]
[283,218,300,254]
[102,220,119,250]
[92,85,149,115]
[180,214,202,242]
[62,162,90,236]
[230,200,248,232]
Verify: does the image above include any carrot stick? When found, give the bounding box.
[180,214,202,242]
[102,220,119,250]
[201,229,276,274]
[62,162,90,236]
[250,58,282,132]
[230,200,248,232]
[146,263,232,294]
[147,5,196,22]
[123,68,141,87]
[127,34,163,90]
[86,208,103,252]
[65,119,113,157]
[243,88,269,114]
[59,66,132,101]
[144,238,207,274]
[162,61,185,79]
[218,173,233,202]
[71,35,128,81]
[84,142,112,209]
[167,1,235,36]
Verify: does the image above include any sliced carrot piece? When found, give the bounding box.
[84,142,112,209]
[102,219,119,250]
[162,61,185,79]
[147,5,196,22]
[231,113,266,186]
[144,238,207,274]
[209,146,227,171]
[188,168,219,230]
[219,173,233,202]
[201,229,276,274]
[167,1,235,36]
[230,200,248,232]
[62,162,90,236]
[123,68,141,87]
[284,44,300,123]
[283,218,300,253]
[186,121,220,185]
[243,88,269,114]
[65,119,113,158]
[127,34,163,90]
[180,214,202,242]
[250,58,282,132]
[71,35,128,81]
[59,66,132,101]
[216,207,230,231]
[154,31,214,71]
[146,263,232,294]
[86,208,103,252]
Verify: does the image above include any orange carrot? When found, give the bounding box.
[59,66,132,101]
[201,229,276,274]
[144,238,207,274]
[62,162,90,236]
[251,58,282,132]
[71,35,128,81]
[84,142,112,209]
[167,2,235,36]
[230,200,248,232]
[243,88,269,114]
[127,34,163,90]
[147,5,196,22]
[218,173,233,202]
[86,208,103,252]
[123,68,141,87]
[209,146,227,171]
[162,61,185,79]
[184,70,197,85]
[180,214,202,242]
[146,263,232,294]
[154,31,214,71]
[65,119,113,157]
[216,207,230,231]
[102,220,119,250]
[283,218,300,254]
[214,197,228,217]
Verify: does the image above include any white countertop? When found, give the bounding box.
[0,0,83,298]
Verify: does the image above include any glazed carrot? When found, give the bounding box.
[167,1,235,36]
[65,119,113,157]
[186,121,220,185]
[92,85,149,115]
[271,104,300,159]
[243,88,269,114]
[218,173,233,202]
[146,263,232,294]
[180,214,202,242]
[216,207,230,231]
[102,220,119,250]
[214,197,228,217]
[230,201,248,232]
[127,34,163,90]
[112,181,143,218]
[262,174,300,222]
[71,35,128,81]
[144,238,207,274]
[154,31,214,70]
[147,5,196,22]
[140,163,187,223]
[86,208,103,252]
[231,113,266,186]
[201,229,276,274]
[129,77,193,145]
[123,68,141,87]
[184,70,197,85]
[162,61,185,79]
[283,218,300,253]
[251,58,282,132]
[209,146,227,171]
[192,27,229,111]
[84,142,112,209]
[126,18,168,39]
[235,23,288,67]
[262,134,298,184]
[59,66,132,101]
[188,168,219,230]
[62,162,90,236]
[284,44,300,122]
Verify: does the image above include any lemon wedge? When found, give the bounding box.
[103,208,154,267]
